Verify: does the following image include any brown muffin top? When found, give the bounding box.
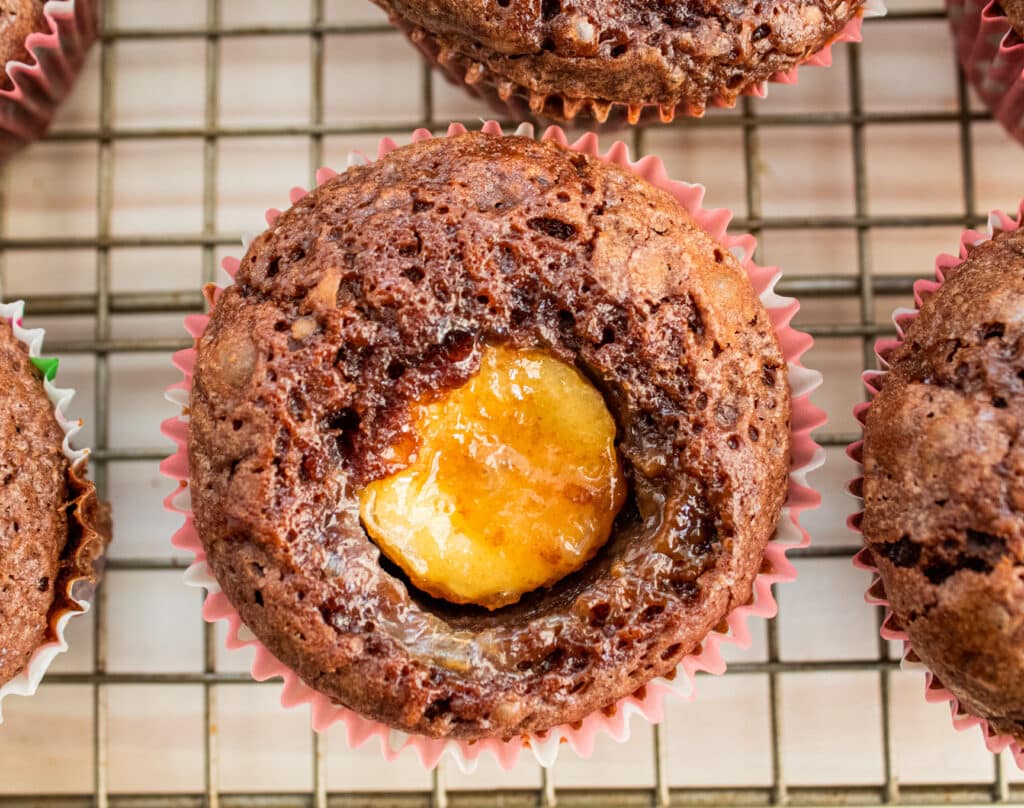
[861,227,1024,744]
[1004,0,1024,38]
[372,0,867,119]
[0,1,47,85]
[0,318,66,686]
[189,132,790,740]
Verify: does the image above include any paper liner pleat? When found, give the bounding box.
[847,199,1024,771]
[0,0,96,159]
[0,299,99,722]
[388,2,884,126]
[948,0,1024,144]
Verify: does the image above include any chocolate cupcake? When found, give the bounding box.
[187,131,792,741]
[1007,0,1024,35]
[0,309,109,698]
[860,227,1024,746]
[0,0,98,160]
[948,0,1024,145]
[371,0,873,123]
[0,1,47,85]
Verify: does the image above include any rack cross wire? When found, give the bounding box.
[0,1,1021,806]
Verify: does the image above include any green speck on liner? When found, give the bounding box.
[31,357,59,382]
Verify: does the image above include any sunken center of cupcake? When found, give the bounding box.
[359,345,626,610]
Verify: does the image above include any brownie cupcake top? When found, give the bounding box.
[0,317,109,688]
[372,0,867,119]
[0,1,46,85]
[1005,0,1024,38]
[861,227,1024,743]
[189,132,791,740]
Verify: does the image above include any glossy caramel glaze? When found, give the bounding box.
[360,345,626,610]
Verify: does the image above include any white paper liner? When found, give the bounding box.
[0,299,92,723]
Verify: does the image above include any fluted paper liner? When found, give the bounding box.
[391,1,885,125]
[0,0,97,160]
[0,299,109,723]
[848,200,1024,770]
[948,0,1024,145]
[161,120,826,770]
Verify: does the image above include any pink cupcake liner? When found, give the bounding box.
[847,199,1024,771]
[160,119,826,771]
[0,0,97,161]
[0,300,99,723]
[397,1,885,126]
[948,0,1024,144]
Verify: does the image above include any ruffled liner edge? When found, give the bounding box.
[390,0,886,125]
[847,199,1024,771]
[160,119,827,772]
[0,0,97,160]
[948,0,1024,144]
[0,299,110,722]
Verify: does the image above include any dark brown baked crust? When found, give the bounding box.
[0,1,46,86]
[1004,0,1024,38]
[189,132,790,740]
[0,317,109,688]
[372,0,866,120]
[862,227,1024,744]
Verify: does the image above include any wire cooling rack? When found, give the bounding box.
[0,0,1022,805]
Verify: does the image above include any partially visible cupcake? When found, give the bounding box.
[0,302,110,717]
[857,220,1024,754]
[0,0,99,160]
[0,2,48,77]
[948,0,1024,144]
[1007,0,1024,32]
[371,0,877,123]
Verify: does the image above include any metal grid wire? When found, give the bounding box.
[0,0,1021,805]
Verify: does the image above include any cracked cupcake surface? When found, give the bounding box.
[188,132,791,740]
[0,317,110,688]
[862,227,1024,744]
[371,0,868,120]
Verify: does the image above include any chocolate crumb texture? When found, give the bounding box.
[0,316,110,689]
[0,1,47,88]
[189,132,791,740]
[1004,0,1024,38]
[862,227,1024,744]
[372,0,868,121]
